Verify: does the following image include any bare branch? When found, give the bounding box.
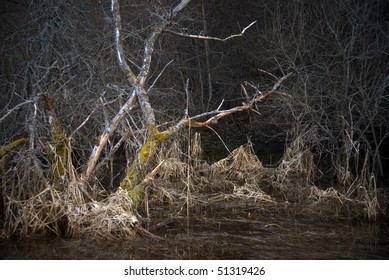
[252,72,294,102]
[166,72,293,134]
[0,99,34,124]
[165,20,257,42]
[70,109,96,139]
[171,0,192,15]
[240,84,250,103]
[83,92,138,181]
[94,130,132,175]
[111,0,138,85]
[147,59,174,93]
[216,99,224,111]
[138,0,192,86]
[142,159,165,185]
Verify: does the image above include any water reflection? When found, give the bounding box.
[1,203,388,259]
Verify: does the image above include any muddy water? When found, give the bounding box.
[1,202,388,259]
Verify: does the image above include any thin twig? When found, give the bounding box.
[0,99,34,124]
[142,160,165,185]
[147,59,174,93]
[206,125,231,154]
[70,109,96,139]
[241,84,250,103]
[185,78,190,117]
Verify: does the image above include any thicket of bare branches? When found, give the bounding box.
[256,0,389,188]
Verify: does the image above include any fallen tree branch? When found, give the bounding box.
[251,72,294,102]
[164,72,293,134]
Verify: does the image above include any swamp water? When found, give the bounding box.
[1,201,388,259]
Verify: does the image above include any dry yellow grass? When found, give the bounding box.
[0,133,384,240]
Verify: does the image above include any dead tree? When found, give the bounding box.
[82,0,292,208]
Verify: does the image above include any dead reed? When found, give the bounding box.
[0,132,386,240]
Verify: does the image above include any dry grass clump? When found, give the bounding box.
[1,147,139,239]
[66,188,139,239]
[209,144,276,202]
[3,182,139,239]
[309,186,349,203]
[5,187,66,237]
[156,137,188,182]
[271,135,316,202]
[152,141,275,209]
[294,143,382,220]
[232,183,274,203]
[308,184,381,220]
[212,143,263,183]
[273,139,382,219]
[157,158,187,183]
[277,135,315,183]
[1,151,64,237]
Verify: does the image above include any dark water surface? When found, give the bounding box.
[1,202,388,259]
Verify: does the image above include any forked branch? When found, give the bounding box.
[83,0,193,182]
[165,72,293,133]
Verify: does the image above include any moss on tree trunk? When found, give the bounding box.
[120,124,173,207]
[42,94,69,190]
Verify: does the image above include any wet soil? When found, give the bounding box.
[1,201,388,259]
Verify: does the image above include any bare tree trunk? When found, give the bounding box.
[81,0,192,205]
[83,0,285,209]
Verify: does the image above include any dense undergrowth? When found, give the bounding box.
[1,132,387,240]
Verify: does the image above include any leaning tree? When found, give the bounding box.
[0,0,292,237]
[80,0,292,207]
